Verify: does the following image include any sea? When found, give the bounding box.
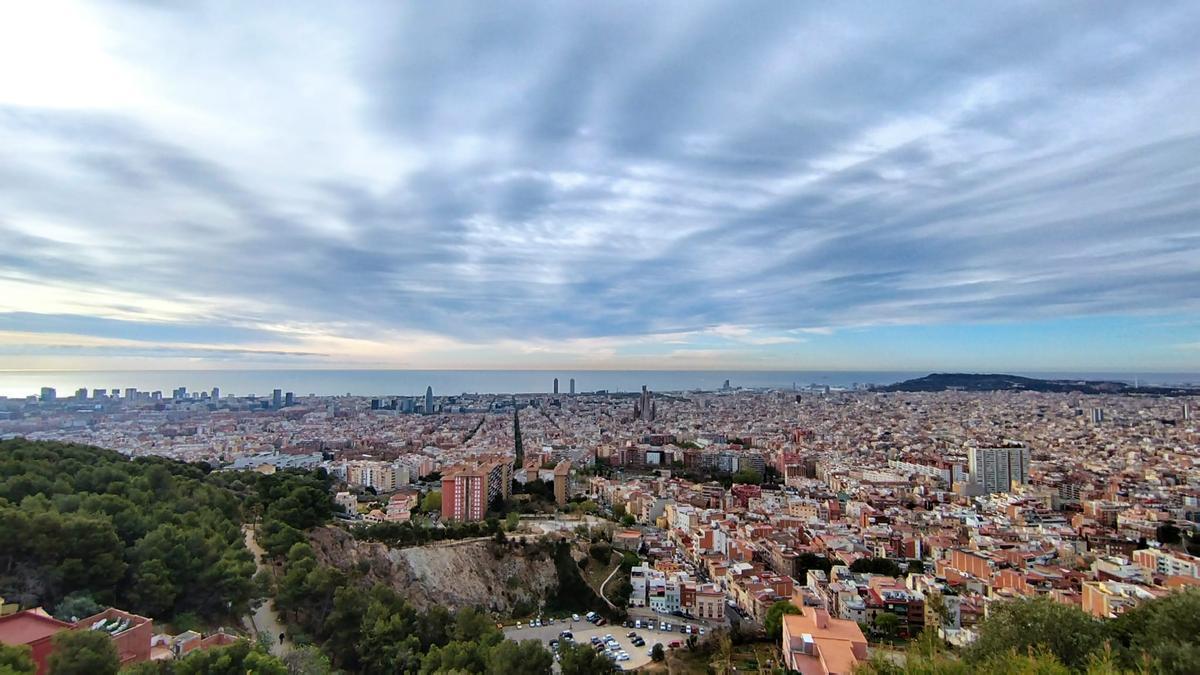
[1,369,1198,399]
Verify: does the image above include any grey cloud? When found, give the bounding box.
[1,2,1199,351]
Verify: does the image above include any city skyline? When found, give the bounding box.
[2,2,1200,372]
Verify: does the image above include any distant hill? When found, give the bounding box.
[875,373,1198,395]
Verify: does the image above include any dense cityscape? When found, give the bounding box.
[3,376,1198,673]
[4,1,1200,673]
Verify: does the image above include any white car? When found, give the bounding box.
[572,614,581,622]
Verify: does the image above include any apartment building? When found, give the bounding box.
[441,458,513,521]
[1082,580,1165,619]
[1133,548,1200,579]
[968,445,1031,494]
[781,607,868,675]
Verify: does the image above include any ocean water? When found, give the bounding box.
[0,369,923,399]
[1,369,1197,400]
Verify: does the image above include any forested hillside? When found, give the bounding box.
[0,439,258,624]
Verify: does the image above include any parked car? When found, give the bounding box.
[626,631,637,638]
[572,613,581,622]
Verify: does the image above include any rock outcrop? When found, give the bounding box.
[306,526,560,613]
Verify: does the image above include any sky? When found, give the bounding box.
[1,1,1199,372]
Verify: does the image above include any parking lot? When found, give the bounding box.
[503,614,708,671]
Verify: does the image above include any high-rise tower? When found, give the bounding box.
[968,446,1031,494]
[425,386,434,414]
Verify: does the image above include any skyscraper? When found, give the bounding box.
[569,378,575,395]
[211,387,220,400]
[284,392,295,407]
[39,387,56,402]
[272,389,282,409]
[553,378,559,395]
[635,385,655,422]
[425,386,434,414]
[1091,407,1105,424]
[968,446,1031,494]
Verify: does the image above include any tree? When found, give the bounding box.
[849,557,903,577]
[651,643,665,662]
[172,641,287,675]
[47,630,120,675]
[731,468,762,485]
[420,491,442,514]
[1156,523,1182,545]
[1107,587,1200,672]
[795,553,833,584]
[559,641,612,674]
[0,643,35,675]
[873,612,901,640]
[590,543,612,562]
[52,592,102,622]
[966,596,1105,670]
[906,560,926,576]
[765,600,801,639]
[505,511,520,531]
[485,639,553,675]
[620,514,636,527]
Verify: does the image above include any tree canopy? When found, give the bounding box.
[0,440,264,622]
[0,643,36,675]
[849,557,903,577]
[765,600,801,639]
[731,468,762,485]
[47,630,120,675]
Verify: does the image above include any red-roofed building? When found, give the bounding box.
[0,610,73,674]
[781,606,868,674]
[73,608,153,667]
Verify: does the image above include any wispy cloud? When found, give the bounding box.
[0,2,1198,369]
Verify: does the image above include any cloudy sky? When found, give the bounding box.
[1,1,1199,372]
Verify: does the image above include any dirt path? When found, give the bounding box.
[242,525,290,657]
[597,562,622,609]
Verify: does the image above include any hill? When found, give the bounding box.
[875,373,1198,395]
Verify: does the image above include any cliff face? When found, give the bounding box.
[306,527,560,613]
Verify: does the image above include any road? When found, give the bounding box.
[242,525,290,657]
